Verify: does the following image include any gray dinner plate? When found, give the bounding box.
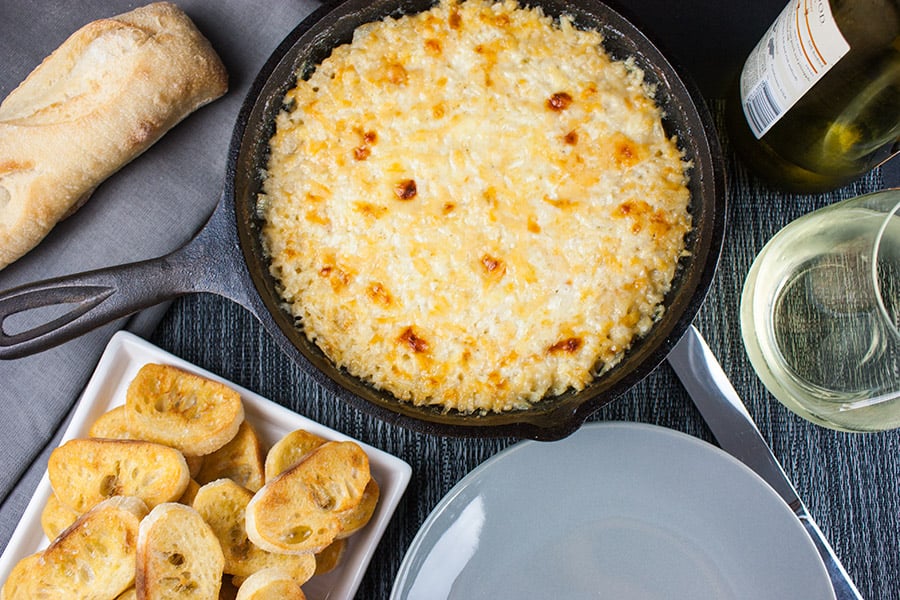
[391,421,834,600]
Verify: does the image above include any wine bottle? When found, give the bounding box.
[726,0,900,193]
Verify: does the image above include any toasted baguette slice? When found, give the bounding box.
[116,589,137,600]
[48,437,189,513]
[89,405,136,439]
[126,363,244,456]
[192,479,316,584]
[263,429,326,481]
[1,496,148,600]
[314,538,347,576]
[0,2,227,270]
[136,503,224,600]
[90,405,206,477]
[178,478,201,506]
[245,441,370,555]
[196,421,265,492]
[235,568,306,600]
[40,492,79,540]
[336,477,380,539]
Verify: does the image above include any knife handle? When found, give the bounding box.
[795,503,864,600]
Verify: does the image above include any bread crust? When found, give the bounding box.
[48,437,190,513]
[245,441,371,555]
[1,496,148,600]
[196,421,265,492]
[125,363,245,457]
[234,568,307,600]
[192,479,316,583]
[136,503,224,600]
[0,1,227,269]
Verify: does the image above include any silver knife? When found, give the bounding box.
[667,325,863,600]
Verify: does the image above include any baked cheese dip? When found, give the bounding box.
[260,0,692,414]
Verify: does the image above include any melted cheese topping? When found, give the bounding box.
[261,0,691,414]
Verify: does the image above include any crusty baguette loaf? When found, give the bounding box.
[245,441,371,555]
[196,420,265,492]
[234,568,307,600]
[263,429,326,482]
[39,491,79,540]
[0,1,227,270]
[192,479,316,584]
[126,363,245,456]
[1,496,148,600]
[136,503,224,600]
[48,437,190,513]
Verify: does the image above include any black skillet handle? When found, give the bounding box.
[0,256,193,359]
[0,199,251,359]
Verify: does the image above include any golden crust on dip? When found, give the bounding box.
[260,0,692,413]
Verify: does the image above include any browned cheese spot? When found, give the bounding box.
[649,209,674,237]
[448,9,461,29]
[394,179,418,200]
[542,196,576,209]
[353,146,371,161]
[614,138,639,167]
[425,38,443,56]
[480,254,507,280]
[563,130,579,145]
[319,265,352,292]
[354,202,389,219]
[305,210,330,226]
[367,282,393,307]
[613,199,652,218]
[387,63,408,85]
[353,129,378,161]
[548,337,583,354]
[398,327,429,353]
[547,92,573,111]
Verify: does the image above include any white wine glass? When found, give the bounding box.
[741,188,900,431]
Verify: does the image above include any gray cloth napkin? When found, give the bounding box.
[0,0,320,552]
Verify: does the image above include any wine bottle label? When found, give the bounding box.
[740,0,850,138]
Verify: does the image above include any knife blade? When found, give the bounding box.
[667,325,863,600]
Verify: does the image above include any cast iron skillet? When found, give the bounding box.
[0,0,726,440]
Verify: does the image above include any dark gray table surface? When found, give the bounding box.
[2,1,898,599]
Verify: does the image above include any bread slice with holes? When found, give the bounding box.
[136,502,224,600]
[125,363,244,456]
[263,429,326,482]
[192,479,316,584]
[0,496,147,600]
[89,404,208,477]
[245,441,371,555]
[48,437,189,513]
[40,492,79,540]
[235,568,307,600]
[196,421,265,492]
